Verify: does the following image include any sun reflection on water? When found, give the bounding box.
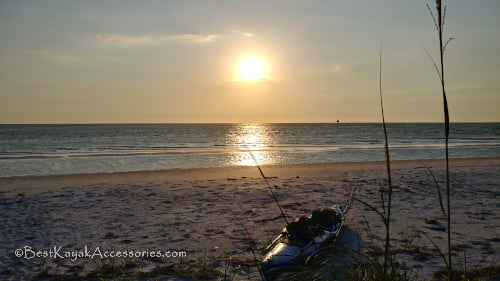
[226,124,277,166]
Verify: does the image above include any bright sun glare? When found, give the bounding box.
[238,57,266,81]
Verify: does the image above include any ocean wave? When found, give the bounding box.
[1,141,498,161]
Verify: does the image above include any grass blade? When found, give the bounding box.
[427,168,446,217]
[352,196,386,223]
[422,231,449,270]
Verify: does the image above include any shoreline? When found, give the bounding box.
[1,156,499,193]
[0,156,499,280]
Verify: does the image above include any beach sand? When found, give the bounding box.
[0,157,499,280]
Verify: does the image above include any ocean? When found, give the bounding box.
[1,123,499,177]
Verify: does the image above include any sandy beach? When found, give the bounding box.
[1,157,499,280]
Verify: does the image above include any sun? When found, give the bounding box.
[238,57,266,81]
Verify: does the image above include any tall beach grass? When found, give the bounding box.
[426,0,453,279]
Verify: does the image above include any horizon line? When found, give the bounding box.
[1,121,499,125]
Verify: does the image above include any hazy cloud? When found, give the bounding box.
[232,30,254,37]
[96,33,218,47]
[173,33,218,43]
[333,65,351,72]
[27,50,80,63]
[96,34,159,47]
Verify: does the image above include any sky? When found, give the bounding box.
[1,0,499,124]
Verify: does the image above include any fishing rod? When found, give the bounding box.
[245,144,290,226]
[343,184,356,216]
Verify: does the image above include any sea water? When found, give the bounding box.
[1,123,499,177]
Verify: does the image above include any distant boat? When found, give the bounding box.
[260,205,344,279]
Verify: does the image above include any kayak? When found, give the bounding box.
[260,205,344,279]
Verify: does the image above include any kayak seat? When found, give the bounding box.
[311,208,341,229]
[286,216,319,245]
